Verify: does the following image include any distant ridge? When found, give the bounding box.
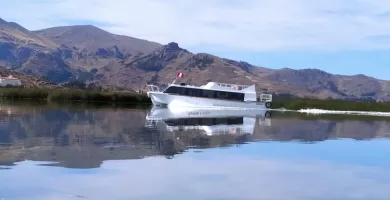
[0,17,388,101]
[33,25,161,54]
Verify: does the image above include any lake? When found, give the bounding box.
[1,101,390,200]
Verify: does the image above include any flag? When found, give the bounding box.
[177,72,184,78]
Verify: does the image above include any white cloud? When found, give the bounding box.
[3,0,390,51]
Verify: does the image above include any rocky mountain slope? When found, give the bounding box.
[0,66,57,88]
[33,25,161,72]
[93,42,315,97]
[0,18,161,83]
[33,25,161,56]
[0,17,389,101]
[93,42,389,100]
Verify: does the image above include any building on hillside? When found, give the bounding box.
[0,75,22,87]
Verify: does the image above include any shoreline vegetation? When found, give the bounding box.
[273,98,390,112]
[0,99,152,110]
[0,87,151,104]
[1,86,390,112]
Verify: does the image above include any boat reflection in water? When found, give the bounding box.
[145,106,272,136]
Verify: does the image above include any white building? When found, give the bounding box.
[0,75,22,87]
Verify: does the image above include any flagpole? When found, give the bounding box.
[172,72,183,84]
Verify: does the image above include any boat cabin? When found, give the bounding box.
[163,85,246,101]
[146,81,272,103]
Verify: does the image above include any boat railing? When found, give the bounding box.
[215,82,251,90]
[145,116,164,127]
[211,127,249,135]
[146,84,161,92]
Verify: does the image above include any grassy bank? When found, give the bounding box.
[0,88,151,104]
[0,99,152,111]
[3,87,390,112]
[272,97,390,112]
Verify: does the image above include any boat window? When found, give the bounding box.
[227,92,244,101]
[215,117,243,125]
[178,87,186,95]
[202,90,215,98]
[165,117,243,126]
[164,86,179,94]
[188,88,201,97]
[164,86,245,101]
[200,118,215,126]
[216,91,228,99]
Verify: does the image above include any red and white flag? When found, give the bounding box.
[177,72,184,78]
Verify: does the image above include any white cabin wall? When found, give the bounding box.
[242,85,257,101]
[241,85,256,93]
[202,82,223,90]
[244,93,257,101]
[242,117,256,134]
[202,82,256,93]
[0,79,22,87]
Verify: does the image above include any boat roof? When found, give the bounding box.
[168,82,256,93]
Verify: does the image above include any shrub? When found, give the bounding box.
[0,88,151,104]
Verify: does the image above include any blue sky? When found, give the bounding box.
[2,0,390,79]
[191,47,390,79]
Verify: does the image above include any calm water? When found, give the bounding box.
[1,102,390,200]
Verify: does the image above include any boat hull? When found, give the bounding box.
[147,106,270,119]
[148,92,269,109]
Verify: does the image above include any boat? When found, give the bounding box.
[145,106,272,136]
[146,73,273,109]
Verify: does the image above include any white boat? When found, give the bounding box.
[145,106,272,136]
[146,81,272,109]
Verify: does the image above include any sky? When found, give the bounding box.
[2,0,390,79]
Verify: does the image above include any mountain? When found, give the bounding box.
[0,17,79,82]
[33,25,161,71]
[33,25,161,55]
[0,17,389,101]
[92,42,315,97]
[0,18,161,83]
[263,68,390,100]
[93,42,387,100]
[0,18,57,49]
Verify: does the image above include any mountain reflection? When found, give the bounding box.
[0,104,272,168]
[1,103,390,169]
